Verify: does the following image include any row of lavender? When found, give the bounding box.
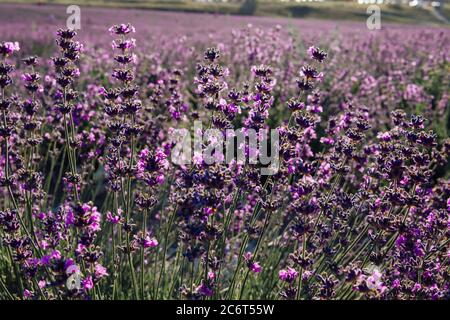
[0,21,449,300]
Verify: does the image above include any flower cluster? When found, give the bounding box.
[0,19,448,301]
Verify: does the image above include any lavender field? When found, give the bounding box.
[0,3,449,300]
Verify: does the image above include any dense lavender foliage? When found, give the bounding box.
[0,6,449,300]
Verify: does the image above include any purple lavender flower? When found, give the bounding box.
[109,23,136,35]
[307,46,327,63]
[279,267,298,283]
[0,41,20,57]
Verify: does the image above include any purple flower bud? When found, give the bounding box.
[279,267,298,282]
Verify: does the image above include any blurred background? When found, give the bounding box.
[0,0,449,25]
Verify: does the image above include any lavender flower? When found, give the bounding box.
[0,13,448,301]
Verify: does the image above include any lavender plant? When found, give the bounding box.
[0,20,448,301]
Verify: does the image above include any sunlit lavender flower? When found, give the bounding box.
[279,267,298,282]
[307,46,327,63]
[143,236,158,248]
[109,23,136,35]
[0,41,20,57]
[366,268,386,293]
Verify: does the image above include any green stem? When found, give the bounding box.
[156,206,177,299]
[140,209,147,300]
[0,274,14,300]
[296,235,307,300]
